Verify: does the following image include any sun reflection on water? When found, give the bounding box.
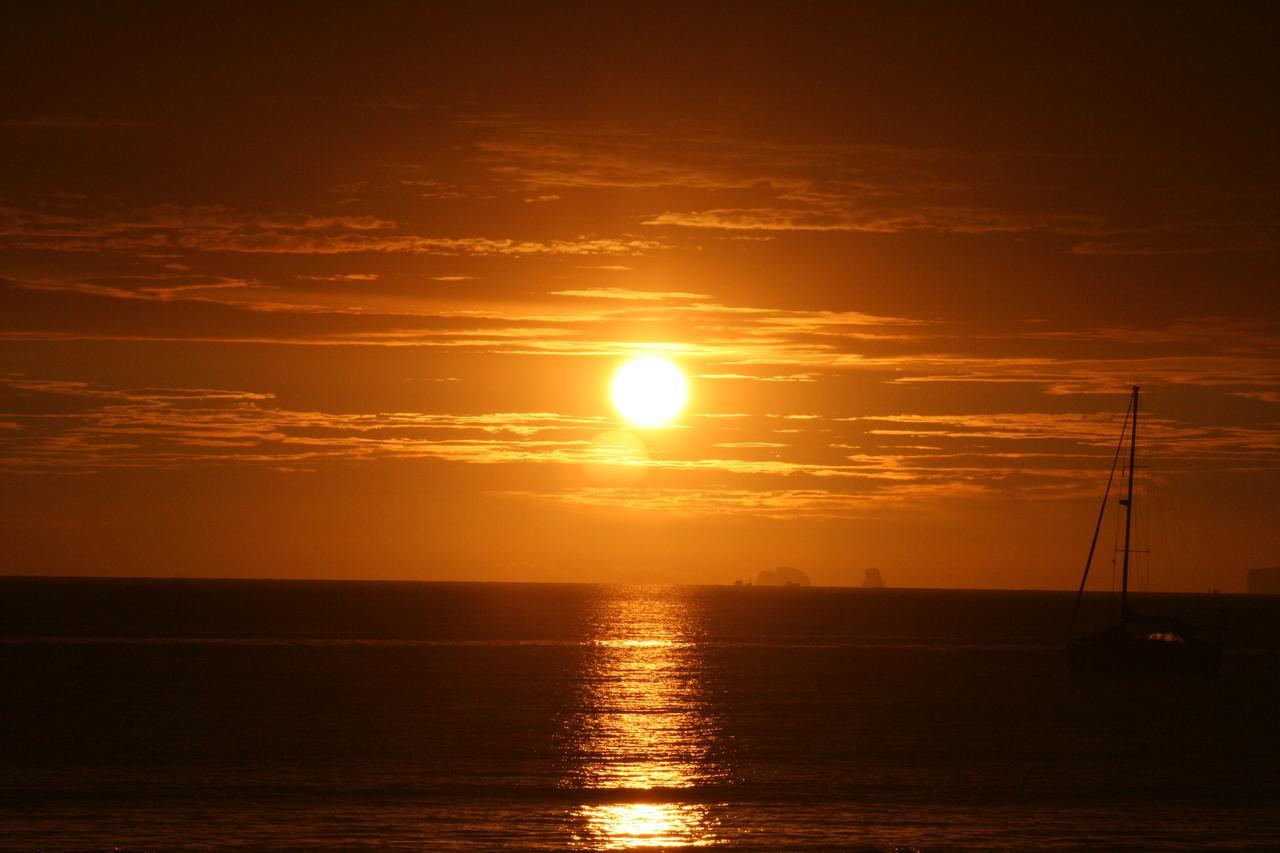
[564,587,725,849]
[574,803,718,849]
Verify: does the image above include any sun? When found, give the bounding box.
[610,356,689,427]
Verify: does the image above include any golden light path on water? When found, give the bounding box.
[565,587,725,849]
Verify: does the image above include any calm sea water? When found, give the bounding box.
[1,578,1278,851]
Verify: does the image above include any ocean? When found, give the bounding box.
[1,578,1278,850]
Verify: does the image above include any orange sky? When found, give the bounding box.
[2,4,1278,589]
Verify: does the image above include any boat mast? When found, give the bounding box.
[1070,400,1130,625]
[1119,385,1139,621]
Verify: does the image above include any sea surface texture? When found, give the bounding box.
[1,578,1278,850]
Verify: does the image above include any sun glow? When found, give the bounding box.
[610,356,689,427]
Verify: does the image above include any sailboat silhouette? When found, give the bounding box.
[1066,386,1223,676]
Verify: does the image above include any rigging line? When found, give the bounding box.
[1110,486,1122,593]
[1071,397,1132,626]
[1119,386,1139,621]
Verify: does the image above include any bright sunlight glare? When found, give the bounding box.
[610,356,689,428]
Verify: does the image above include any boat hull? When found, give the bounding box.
[1068,627,1222,677]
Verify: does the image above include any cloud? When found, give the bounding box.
[0,377,612,471]
[0,204,664,257]
[14,275,263,303]
[550,288,710,301]
[1234,391,1280,403]
[465,121,1280,254]
[712,441,789,448]
[849,411,1280,463]
[698,373,820,382]
[643,206,1095,235]
[470,123,1110,239]
[3,274,932,358]
[881,352,1280,397]
[473,126,775,191]
[497,483,990,519]
[4,371,1275,520]
[7,279,1277,414]
[5,375,914,482]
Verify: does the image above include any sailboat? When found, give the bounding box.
[1066,386,1223,676]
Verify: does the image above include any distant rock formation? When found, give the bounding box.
[862,567,886,588]
[756,566,810,587]
[1248,567,1280,594]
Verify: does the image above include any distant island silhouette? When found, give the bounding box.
[862,567,886,588]
[756,566,810,587]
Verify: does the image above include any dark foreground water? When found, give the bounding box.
[1,579,1279,851]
